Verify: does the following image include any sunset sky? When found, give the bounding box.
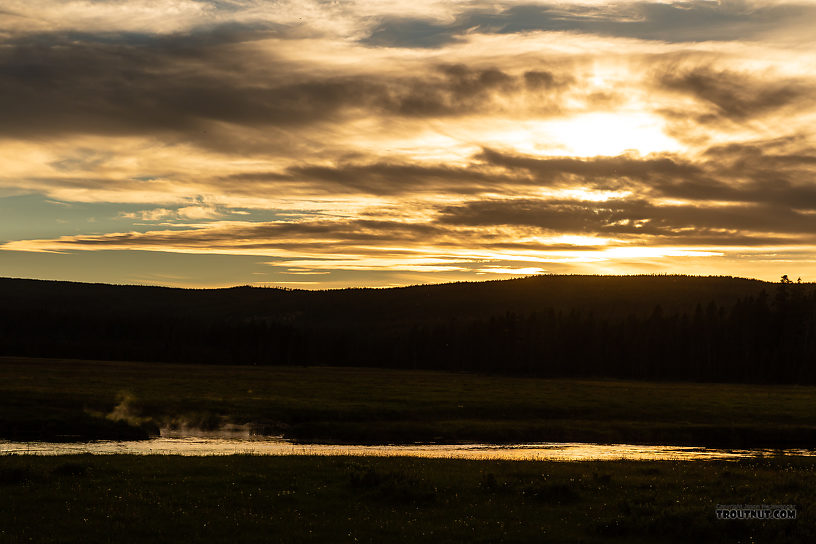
[1,0,815,288]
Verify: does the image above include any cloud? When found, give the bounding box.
[0,213,613,265]
[362,1,816,48]
[121,204,221,221]
[437,196,816,242]
[478,148,705,185]
[227,159,517,196]
[177,204,221,220]
[477,146,816,210]
[655,64,815,122]
[2,1,816,285]
[121,208,175,221]
[7,189,814,260]
[3,219,445,249]
[0,26,576,145]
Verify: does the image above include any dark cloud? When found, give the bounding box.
[225,160,519,195]
[362,1,816,48]
[702,139,816,174]
[478,148,706,186]
[393,64,512,116]
[209,141,816,213]
[656,65,815,121]
[461,241,604,252]
[659,141,816,209]
[221,145,712,197]
[478,148,816,210]
[220,149,711,198]
[437,197,816,239]
[0,28,572,141]
[29,137,816,216]
[52,219,448,248]
[0,32,380,137]
[288,162,494,194]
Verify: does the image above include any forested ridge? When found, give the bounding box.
[2,274,815,383]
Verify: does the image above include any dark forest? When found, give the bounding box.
[3,274,815,383]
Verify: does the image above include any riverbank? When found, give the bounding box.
[4,357,816,447]
[1,454,813,543]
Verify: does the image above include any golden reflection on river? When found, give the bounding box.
[2,438,814,461]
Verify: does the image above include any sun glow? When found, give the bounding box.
[481,112,682,158]
[539,112,682,157]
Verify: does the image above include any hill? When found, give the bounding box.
[1,274,814,382]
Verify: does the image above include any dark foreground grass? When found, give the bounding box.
[1,455,814,543]
[4,357,816,447]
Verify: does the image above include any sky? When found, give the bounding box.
[1,0,815,288]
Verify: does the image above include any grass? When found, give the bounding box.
[1,454,814,543]
[3,356,816,447]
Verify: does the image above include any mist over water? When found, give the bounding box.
[159,423,265,440]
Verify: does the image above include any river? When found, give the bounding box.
[2,435,814,461]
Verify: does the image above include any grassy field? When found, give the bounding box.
[3,356,816,447]
[0,454,814,543]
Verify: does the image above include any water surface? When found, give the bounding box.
[2,437,814,461]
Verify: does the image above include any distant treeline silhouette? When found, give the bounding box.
[2,275,815,383]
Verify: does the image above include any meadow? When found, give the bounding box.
[0,454,813,543]
[3,357,816,447]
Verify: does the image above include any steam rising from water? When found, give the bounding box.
[89,391,261,438]
[104,392,149,427]
[160,423,262,439]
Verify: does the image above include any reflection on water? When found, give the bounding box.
[2,437,814,461]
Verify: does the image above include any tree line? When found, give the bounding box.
[1,275,814,383]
